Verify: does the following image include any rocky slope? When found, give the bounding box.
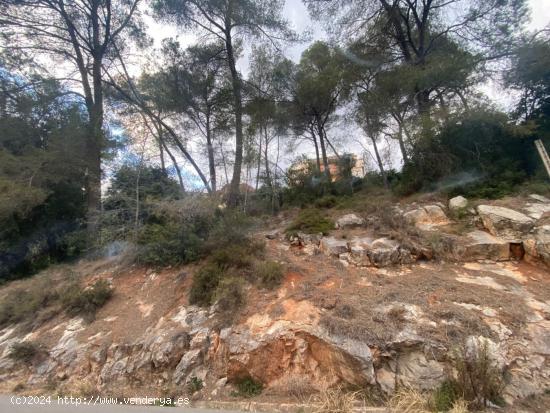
[0,193,549,410]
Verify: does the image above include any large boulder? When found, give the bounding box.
[348,236,375,266]
[368,238,414,267]
[524,225,550,266]
[404,205,450,229]
[449,196,468,211]
[320,237,349,256]
[477,205,534,241]
[461,230,510,262]
[335,213,365,229]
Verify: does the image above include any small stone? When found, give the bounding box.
[449,195,468,211]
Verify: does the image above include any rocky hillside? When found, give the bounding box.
[0,193,549,412]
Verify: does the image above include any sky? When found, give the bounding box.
[135,0,550,189]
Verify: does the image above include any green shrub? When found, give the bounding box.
[431,380,461,411]
[286,209,334,235]
[314,195,339,209]
[234,377,263,398]
[0,279,59,327]
[187,376,203,394]
[8,341,39,364]
[210,244,257,269]
[60,279,112,321]
[254,261,284,289]
[137,222,203,266]
[189,264,224,306]
[214,277,246,313]
[453,340,505,409]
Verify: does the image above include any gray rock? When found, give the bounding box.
[320,237,349,256]
[335,213,365,229]
[449,195,468,211]
[477,205,534,241]
[265,230,280,240]
[395,351,445,390]
[404,205,449,229]
[529,194,550,203]
[368,238,413,267]
[173,349,203,384]
[461,230,510,261]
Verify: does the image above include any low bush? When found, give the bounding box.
[210,244,257,270]
[286,209,334,236]
[254,261,284,289]
[189,264,224,306]
[431,380,461,412]
[453,340,505,408]
[214,277,246,313]
[233,377,263,398]
[60,279,112,321]
[187,376,203,394]
[8,341,40,364]
[137,223,203,266]
[314,195,339,209]
[0,278,59,327]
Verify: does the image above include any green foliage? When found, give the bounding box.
[214,276,246,313]
[314,195,339,209]
[453,341,505,409]
[0,71,88,281]
[189,212,263,310]
[60,279,113,322]
[0,278,59,327]
[233,377,263,398]
[209,245,255,270]
[254,260,284,289]
[286,209,334,235]
[187,376,204,394]
[135,197,217,266]
[8,341,39,364]
[431,380,461,412]
[189,264,224,307]
[397,109,532,196]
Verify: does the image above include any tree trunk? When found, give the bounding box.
[310,124,321,172]
[160,138,185,192]
[370,135,388,189]
[206,113,217,192]
[396,123,409,165]
[263,124,271,188]
[225,28,244,206]
[316,116,331,181]
[255,130,262,190]
[158,138,166,174]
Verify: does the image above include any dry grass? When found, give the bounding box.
[268,374,316,401]
[449,398,469,413]
[388,387,430,413]
[311,386,359,413]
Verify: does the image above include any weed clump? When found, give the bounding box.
[189,264,224,306]
[0,279,58,327]
[254,261,284,289]
[286,209,334,236]
[60,279,112,321]
[214,277,246,314]
[8,341,40,364]
[453,339,505,408]
[233,377,263,398]
[431,379,461,411]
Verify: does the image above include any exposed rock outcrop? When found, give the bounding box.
[477,205,535,241]
[335,213,365,229]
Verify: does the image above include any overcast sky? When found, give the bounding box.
[135,0,550,188]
